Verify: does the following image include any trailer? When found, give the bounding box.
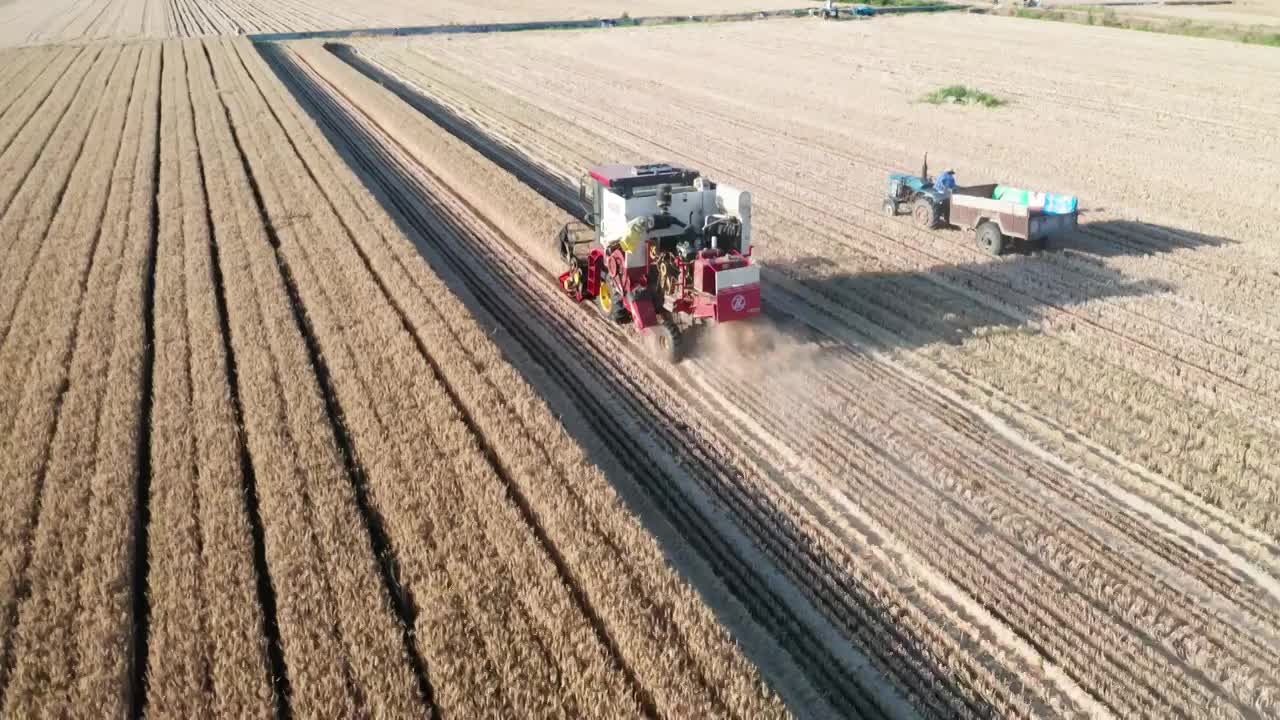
[936,184,1079,255]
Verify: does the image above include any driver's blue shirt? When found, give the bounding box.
[934,173,957,193]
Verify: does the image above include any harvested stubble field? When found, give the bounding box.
[0,34,797,718]
[253,13,1280,718]
[0,0,806,48]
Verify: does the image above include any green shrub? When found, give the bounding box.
[922,85,1006,108]
[1243,29,1280,46]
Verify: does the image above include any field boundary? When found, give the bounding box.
[246,4,966,42]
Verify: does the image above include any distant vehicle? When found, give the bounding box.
[884,156,1079,255]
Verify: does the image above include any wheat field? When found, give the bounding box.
[1,2,1277,718]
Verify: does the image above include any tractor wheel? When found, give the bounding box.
[912,197,939,229]
[645,323,679,364]
[883,199,898,217]
[976,221,1005,256]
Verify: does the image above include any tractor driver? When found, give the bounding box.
[934,169,958,195]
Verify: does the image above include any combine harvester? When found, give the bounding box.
[556,163,761,363]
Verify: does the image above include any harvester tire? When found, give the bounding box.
[598,285,613,314]
[912,197,939,228]
[976,221,1005,255]
[646,324,679,364]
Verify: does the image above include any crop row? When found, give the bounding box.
[0,42,150,717]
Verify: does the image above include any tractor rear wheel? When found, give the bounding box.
[976,221,1005,255]
[912,197,939,228]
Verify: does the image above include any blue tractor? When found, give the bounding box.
[883,154,946,228]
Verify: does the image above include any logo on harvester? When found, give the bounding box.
[730,293,747,313]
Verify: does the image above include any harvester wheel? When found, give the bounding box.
[645,324,679,364]
[976,221,1005,255]
[598,285,613,314]
[912,197,939,228]
[560,265,583,297]
[883,199,898,217]
[599,281,629,323]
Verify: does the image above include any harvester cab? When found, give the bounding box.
[557,162,761,363]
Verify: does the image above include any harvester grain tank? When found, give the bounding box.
[556,163,761,362]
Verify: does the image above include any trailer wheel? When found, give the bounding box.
[883,199,898,217]
[912,197,938,228]
[976,221,1005,255]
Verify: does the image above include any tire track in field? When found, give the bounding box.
[700,326,1279,716]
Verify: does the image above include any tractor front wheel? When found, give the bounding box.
[912,197,939,229]
[883,199,898,217]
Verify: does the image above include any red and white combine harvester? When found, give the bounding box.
[556,163,761,362]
